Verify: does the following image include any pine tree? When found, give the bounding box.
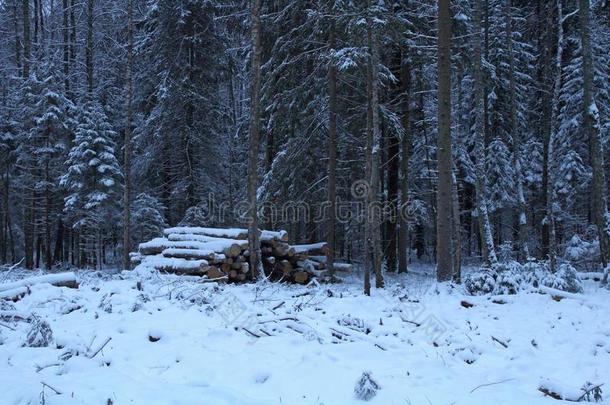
[61,100,122,269]
[131,193,167,245]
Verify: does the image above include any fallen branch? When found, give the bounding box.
[88,337,112,359]
[470,378,515,393]
[41,382,62,395]
[242,328,261,338]
[0,310,32,322]
[491,335,508,348]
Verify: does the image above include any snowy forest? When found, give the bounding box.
[0,0,610,403]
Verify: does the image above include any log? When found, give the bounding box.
[0,287,30,301]
[293,271,309,284]
[278,260,293,275]
[206,266,227,281]
[241,262,250,274]
[0,272,79,294]
[165,227,249,240]
[223,243,244,258]
[291,243,328,256]
[148,257,209,275]
[162,248,225,262]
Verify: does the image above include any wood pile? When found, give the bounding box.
[134,227,352,284]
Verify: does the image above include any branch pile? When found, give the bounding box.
[133,227,352,284]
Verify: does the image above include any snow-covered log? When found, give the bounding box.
[0,287,30,301]
[0,272,79,295]
[162,248,226,262]
[292,243,328,256]
[164,227,249,240]
[144,256,209,275]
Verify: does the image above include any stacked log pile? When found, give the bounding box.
[134,227,352,284]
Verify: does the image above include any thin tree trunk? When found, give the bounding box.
[437,0,453,282]
[473,0,497,267]
[247,0,262,279]
[70,0,76,88]
[34,0,39,46]
[505,0,528,260]
[22,0,30,78]
[398,47,411,274]
[452,169,462,283]
[86,0,94,94]
[63,0,69,93]
[44,144,52,269]
[1,164,8,263]
[123,0,133,271]
[53,218,64,263]
[14,0,22,72]
[326,16,338,280]
[579,0,610,276]
[366,12,384,290]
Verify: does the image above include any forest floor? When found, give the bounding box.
[0,265,608,404]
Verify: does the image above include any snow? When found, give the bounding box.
[0,268,608,404]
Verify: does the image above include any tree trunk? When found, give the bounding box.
[505,0,528,260]
[86,0,94,94]
[436,0,453,282]
[123,0,133,271]
[452,169,462,282]
[366,12,384,290]
[14,0,22,72]
[33,0,39,46]
[398,47,411,274]
[580,0,610,275]
[70,0,76,85]
[63,0,70,93]
[247,0,262,279]
[53,218,64,263]
[326,17,338,280]
[473,0,497,267]
[22,0,30,78]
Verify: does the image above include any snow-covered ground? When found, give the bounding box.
[0,267,608,404]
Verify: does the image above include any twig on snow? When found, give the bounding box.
[470,378,515,393]
[88,337,112,359]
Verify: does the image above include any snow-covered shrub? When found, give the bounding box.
[179,204,212,228]
[497,242,516,262]
[580,382,603,402]
[522,260,583,293]
[338,315,371,334]
[132,193,167,244]
[563,234,599,270]
[0,300,15,311]
[493,262,524,295]
[99,293,114,313]
[546,263,583,293]
[354,371,380,401]
[466,260,582,295]
[24,319,53,348]
[464,267,497,295]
